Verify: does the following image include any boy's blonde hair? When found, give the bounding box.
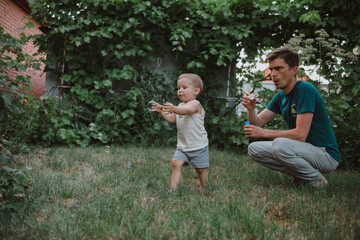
[178,73,203,95]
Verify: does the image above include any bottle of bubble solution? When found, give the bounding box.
[244,121,250,136]
[127,162,131,168]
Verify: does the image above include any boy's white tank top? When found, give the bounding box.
[176,100,208,152]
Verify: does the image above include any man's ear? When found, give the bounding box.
[292,66,298,75]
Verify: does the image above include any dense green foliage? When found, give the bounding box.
[0,26,39,154]
[0,166,32,212]
[0,26,40,208]
[1,0,359,168]
[27,0,282,151]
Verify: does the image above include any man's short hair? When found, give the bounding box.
[178,73,203,94]
[265,47,299,69]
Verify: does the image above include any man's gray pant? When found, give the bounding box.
[248,138,339,184]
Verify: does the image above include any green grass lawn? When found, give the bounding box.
[1,146,359,239]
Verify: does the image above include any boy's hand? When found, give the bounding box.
[163,102,176,113]
[148,101,164,112]
[160,102,176,123]
[155,103,165,112]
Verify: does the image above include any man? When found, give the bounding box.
[242,47,340,187]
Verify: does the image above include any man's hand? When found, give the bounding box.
[242,92,257,111]
[244,124,264,138]
[244,112,313,141]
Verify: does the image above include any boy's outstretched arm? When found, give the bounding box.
[160,111,176,123]
[150,102,176,123]
[163,101,201,115]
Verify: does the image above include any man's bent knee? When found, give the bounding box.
[272,138,294,160]
[248,142,258,160]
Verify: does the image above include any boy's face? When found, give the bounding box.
[177,78,200,103]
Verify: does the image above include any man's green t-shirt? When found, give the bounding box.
[267,80,341,162]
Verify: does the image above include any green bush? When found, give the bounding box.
[0,166,33,212]
[0,26,39,211]
[0,26,39,154]
[23,72,177,148]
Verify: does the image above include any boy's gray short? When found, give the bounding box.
[172,145,209,168]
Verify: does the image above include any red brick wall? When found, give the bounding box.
[0,0,45,99]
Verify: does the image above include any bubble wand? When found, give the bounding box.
[221,73,271,117]
[248,73,272,99]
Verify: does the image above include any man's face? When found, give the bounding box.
[268,58,297,91]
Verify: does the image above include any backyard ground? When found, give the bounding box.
[1,146,359,239]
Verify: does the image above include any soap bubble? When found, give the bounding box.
[147,101,157,111]
[105,145,110,153]
[97,133,103,140]
[89,123,95,131]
